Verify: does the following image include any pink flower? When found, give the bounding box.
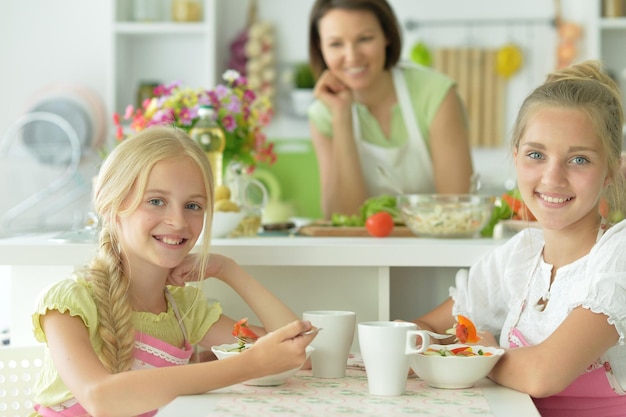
[221,114,237,132]
[106,70,276,168]
[124,105,134,119]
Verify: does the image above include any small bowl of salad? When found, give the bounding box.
[406,343,505,389]
[211,343,314,386]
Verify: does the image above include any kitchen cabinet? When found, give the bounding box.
[108,0,219,117]
[595,5,626,111]
[575,0,626,136]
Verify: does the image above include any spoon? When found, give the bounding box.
[235,327,322,345]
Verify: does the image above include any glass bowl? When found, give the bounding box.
[398,194,495,238]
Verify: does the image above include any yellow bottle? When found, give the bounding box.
[190,104,226,187]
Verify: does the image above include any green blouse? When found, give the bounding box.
[31,277,221,410]
[307,64,455,149]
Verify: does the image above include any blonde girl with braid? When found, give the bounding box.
[31,126,317,417]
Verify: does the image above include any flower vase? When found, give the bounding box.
[224,161,268,237]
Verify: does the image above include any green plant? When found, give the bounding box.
[293,62,315,89]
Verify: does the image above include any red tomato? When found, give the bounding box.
[365,212,394,237]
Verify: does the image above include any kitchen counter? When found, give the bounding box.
[1,233,506,346]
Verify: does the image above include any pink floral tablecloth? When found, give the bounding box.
[206,368,495,417]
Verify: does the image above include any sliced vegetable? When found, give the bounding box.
[480,189,537,237]
[232,318,259,352]
[423,346,493,357]
[450,346,471,355]
[455,314,480,344]
[502,189,536,221]
[232,318,259,340]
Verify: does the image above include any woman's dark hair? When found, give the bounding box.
[308,0,402,79]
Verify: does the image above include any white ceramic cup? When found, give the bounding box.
[405,330,433,355]
[302,310,356,378]
[358,321,417,396]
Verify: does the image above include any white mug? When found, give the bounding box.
[358,321,417,396]
[303,310,356,378]
[405,329,433,355]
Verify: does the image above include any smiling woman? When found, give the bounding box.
[306,0,473,219]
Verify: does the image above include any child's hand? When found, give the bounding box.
[167,253,235,286]
[167,254,199,286]
[247,320,317,376]
[475,330,499,347]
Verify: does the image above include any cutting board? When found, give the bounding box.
[298,222,415,237]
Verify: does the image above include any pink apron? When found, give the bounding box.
[35,289,194,417]
[507,223,626,416]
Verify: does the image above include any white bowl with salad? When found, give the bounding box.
[406,343,505,389]
[211,343,314,386]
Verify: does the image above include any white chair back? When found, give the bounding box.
[0,345,44,417]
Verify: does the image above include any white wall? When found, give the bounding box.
[0,1,110,139]
[0,0,594,332]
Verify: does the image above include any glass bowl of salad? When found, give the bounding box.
[211,343,314,386]
[398,194,495,238]
[406,343,505,389]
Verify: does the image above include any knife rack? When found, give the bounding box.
[432,47,505,148]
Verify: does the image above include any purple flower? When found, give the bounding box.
[221,114,237,132]
[178,107,195,126]
[227,96,242,114]
[214,85,230,100]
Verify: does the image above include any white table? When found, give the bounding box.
[157,369,540,417]
[0,232,506,346]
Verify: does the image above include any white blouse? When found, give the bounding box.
[451,220,626,389]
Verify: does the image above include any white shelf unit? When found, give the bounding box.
[108,0,218,119]
[581,0,626,125]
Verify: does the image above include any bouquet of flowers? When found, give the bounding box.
[112,70,276,168]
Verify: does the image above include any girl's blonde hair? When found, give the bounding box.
[511,60,625,220]
[79,125,214,373]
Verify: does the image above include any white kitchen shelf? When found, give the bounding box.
[107,0,218,121]
[600,17,626,29]
[114,22,207,34]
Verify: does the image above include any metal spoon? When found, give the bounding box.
[235,328,322,345]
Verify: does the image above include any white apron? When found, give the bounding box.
[351,65,435,196]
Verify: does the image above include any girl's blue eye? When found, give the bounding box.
[527,151,542,160]
[149,198,164,206]
[186,202,202,210]
[572,156,589,165]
